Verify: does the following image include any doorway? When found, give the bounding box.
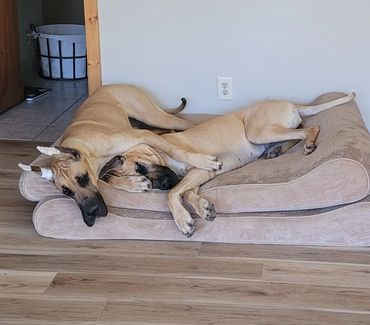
[0,0,88,142]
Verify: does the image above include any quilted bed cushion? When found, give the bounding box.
[19,92,370,213]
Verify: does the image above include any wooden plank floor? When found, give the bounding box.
[1,139,370,324]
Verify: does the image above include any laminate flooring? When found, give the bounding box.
[1,140,370,324]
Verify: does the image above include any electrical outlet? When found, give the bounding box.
[217,77,233,100]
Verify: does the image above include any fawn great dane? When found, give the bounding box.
[100,92,356,237]
[18,84,222,226]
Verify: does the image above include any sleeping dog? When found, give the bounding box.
[101,93,355,237]
[18,84,222,227]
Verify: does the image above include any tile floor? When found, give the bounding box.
[0,76,88,142]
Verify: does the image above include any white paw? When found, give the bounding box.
[190,153,222,171]
[194,197,216,221]
[174,210,195,238]
[128,176,152,192]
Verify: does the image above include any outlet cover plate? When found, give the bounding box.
[217,77,233,100]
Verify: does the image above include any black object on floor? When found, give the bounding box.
[24,86,50,101]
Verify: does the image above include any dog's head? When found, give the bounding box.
[19,146,108,227]
[100,145,180,191]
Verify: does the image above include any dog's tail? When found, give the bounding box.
[164,98,187,114]
[296,92,356,116]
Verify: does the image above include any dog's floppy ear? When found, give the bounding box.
[36,146,62,156]
[55,146,81,159]
[18,163,54,182]
[37,146,81,160]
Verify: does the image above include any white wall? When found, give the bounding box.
[99,0,370,129]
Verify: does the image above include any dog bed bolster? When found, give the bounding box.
[32,195,370,246]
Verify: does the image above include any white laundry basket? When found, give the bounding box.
[37,24,87,80]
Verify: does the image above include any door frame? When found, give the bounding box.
[0,0,23,112]
[83,0,102,95]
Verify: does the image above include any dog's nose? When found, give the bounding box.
[79,192,108,227]
[88,204,98,216]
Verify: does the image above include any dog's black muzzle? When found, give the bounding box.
[79,192,108,227]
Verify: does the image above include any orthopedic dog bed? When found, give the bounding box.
[19,93,370,245]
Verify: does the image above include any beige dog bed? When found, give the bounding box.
[19,93,370,245]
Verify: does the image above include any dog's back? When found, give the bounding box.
[61,84,198,151]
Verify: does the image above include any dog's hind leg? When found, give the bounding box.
[247,125,320,155]
[108,84,196,130]
[130,104,196,131]
[168,169,215,237]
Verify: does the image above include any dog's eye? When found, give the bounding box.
[77,174,89,187]
[62,186,74,197]
[135,162,148,175]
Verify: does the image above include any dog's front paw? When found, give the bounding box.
[174,211,195,238]
[126,176,153,192]
[106,175,152,192]
[193,197,216,221]
[189,153,222,172]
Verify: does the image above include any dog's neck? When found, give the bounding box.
[60,137,112,158]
